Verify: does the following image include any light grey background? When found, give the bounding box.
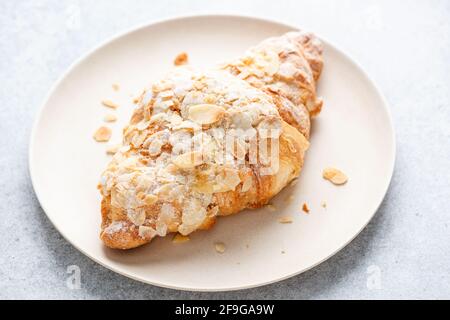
[1,0,449,299]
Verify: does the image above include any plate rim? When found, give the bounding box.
[29,13,396,292]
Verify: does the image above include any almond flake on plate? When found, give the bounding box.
[214,242,226,254]
[323,167,348,185]
[278,216,293,224]
[103,114,117,122]
[106,144,120,155]
[102,99,119,109]
[302,203,310,214]
[112,83,120,91]
[93,126,112,142]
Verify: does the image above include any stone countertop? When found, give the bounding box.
[1,0,449,299]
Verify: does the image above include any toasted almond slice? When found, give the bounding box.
[193,81,206,90]
[139,225,156,239]
[192,181,215,194]
[172,151,204,169]
[302,203,310,214]
[144,194,158,205]
[159,90,174,100]
[222,168,241,191]
[112,83,120,91]
[278,216,293,224]
[106,144,120,155]
[188,104,225,125]
[174,52,188,66]
[102,99,119,109]
[323,167,348,185]
[214,242,226,254]
[172,233,190,244]
[93,126,112,142]
[103,114,117,122]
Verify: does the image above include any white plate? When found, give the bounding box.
[29,15,395,291]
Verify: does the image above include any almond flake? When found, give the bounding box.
[172,233,190,244]
[278,216,293,224]
[172,151,204,169]
[290,179,298,187]
[214,242,226,254]
[174,52,188,66]
[144,194,158,205]
[139,225,156,239]
[267,204,277,212]
[127,209,146,226]
[188,104,225,125]
[112,83,120,91]
[103,114,117,122]
[323,167,348,185]
[214,168,241,192]
[93,126,112,142]
[159,90,174,100]
[102,99,119,109]
[106,144,120,155]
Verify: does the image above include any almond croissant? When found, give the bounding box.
[98,31,323,249]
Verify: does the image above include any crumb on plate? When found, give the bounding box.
[174,52,188,66]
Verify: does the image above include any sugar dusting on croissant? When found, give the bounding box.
[98,31,323,249]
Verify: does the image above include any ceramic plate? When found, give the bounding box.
[29,15,395,291]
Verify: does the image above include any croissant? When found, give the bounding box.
[98,31,323,249]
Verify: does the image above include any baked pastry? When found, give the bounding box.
[98,31,323,249]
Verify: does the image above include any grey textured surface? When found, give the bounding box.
[1,0,449,299]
